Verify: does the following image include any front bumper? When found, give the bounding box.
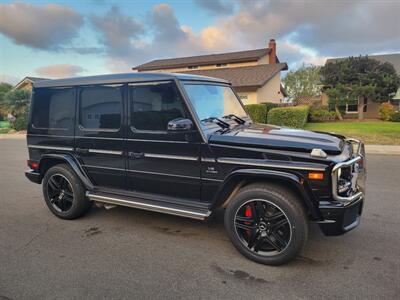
[318,138,365,236]
[25,169,42,184]
[318,195,363,236]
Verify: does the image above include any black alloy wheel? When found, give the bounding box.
[234,199,291,255]
[224,183,308,265]
[42,164,91,220]
[46,174,74,213]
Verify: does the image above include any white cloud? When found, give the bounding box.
[35,64,86,78]
[0,2,83,50]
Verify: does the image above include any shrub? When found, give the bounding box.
[12,114,28,131]
[267,105,310,128]
[390,112,400,122]
[379,102,395,121]
[262,102,279,113]
[245,104,267,123]
[309,106,336,122]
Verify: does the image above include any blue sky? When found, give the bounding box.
[1,0,399,84]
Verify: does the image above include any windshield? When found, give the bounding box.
[183,83,247,124]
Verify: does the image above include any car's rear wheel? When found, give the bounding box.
[42,164,91,220]
[224,182,308,265]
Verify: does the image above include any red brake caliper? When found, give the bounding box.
[244,205,252,236]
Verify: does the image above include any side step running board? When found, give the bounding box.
[86,191,211,220]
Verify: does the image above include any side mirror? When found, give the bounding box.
[167,118,194,132]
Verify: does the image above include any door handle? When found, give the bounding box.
[128,151,145,159]
[76,148,89,154]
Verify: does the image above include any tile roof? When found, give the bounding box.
[133,48,271,71]
[180,63,288,88]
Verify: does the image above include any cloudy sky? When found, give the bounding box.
[1,0,399,84]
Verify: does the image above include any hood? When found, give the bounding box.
[209,123,345,155]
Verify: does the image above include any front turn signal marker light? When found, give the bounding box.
[308,172,324,180]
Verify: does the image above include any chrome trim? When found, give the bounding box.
[127,138,188,144]
[201,157,216,163]
[76,136,123,140]
[217,157,326,171]
[88,149,123,155]
[331,156,363,202]
[144,153,198,161]
[28,145,74,151]
[86,192,211,220]
[27,134,73,138]
[202,177,223,182]
[82,165,125,171]
[128,169,200,180]
[331,138,365,203]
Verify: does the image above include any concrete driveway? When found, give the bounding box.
[0,139,399,299]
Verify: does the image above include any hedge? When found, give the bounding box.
[267,105,310,128]
[12,115,28,131]
[309,106,336,122]
[245,104,267,123]
[245,102,278,123]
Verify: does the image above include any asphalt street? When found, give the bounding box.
[0,139,399,299]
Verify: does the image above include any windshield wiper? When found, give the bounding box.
[222,114,246,124]
[201,117,230,129]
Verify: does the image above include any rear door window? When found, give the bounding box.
[31,87,75,130]
[79,85,122,130]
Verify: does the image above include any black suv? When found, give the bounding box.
[25,73,366,265]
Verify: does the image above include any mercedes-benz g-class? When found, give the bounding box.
[25,73,365,265]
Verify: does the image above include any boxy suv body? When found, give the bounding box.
[25,73,366,265]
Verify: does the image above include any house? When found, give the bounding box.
[133,39,288,105]
[13,76,48,91]
[323,53,400,118]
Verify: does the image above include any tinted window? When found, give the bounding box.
[130,82,186,131]
[32,88,74,129]
[80,85,122,130]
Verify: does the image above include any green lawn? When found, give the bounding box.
[0,121,10,128]
[305,121,400,145]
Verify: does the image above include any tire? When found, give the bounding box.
[42,164,91,220]
[224,182,308,265]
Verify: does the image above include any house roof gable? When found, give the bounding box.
[133,48,272,71]
[180,63,288,88]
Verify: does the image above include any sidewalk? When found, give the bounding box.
[365,145,400,155]
[1,133,400,155]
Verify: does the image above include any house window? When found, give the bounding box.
[188,66,199,70]
[239,94,248,101]
[346,102,358,113]
[216,63,227,67]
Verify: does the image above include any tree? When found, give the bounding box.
[0,83,13,119]
[321,56,400,120]
[283,64,321,103]
[4,89,31,117]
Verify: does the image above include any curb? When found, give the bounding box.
[1,134,400,155]
[0,133,26,140]
[365,145,400,155]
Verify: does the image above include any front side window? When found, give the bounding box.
[183,83,247,123]
[130,82,187,131]
[32,87,74,129]
[79,85,122,130]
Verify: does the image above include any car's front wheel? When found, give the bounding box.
[224,182,308,265]
[42,164,91,220]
